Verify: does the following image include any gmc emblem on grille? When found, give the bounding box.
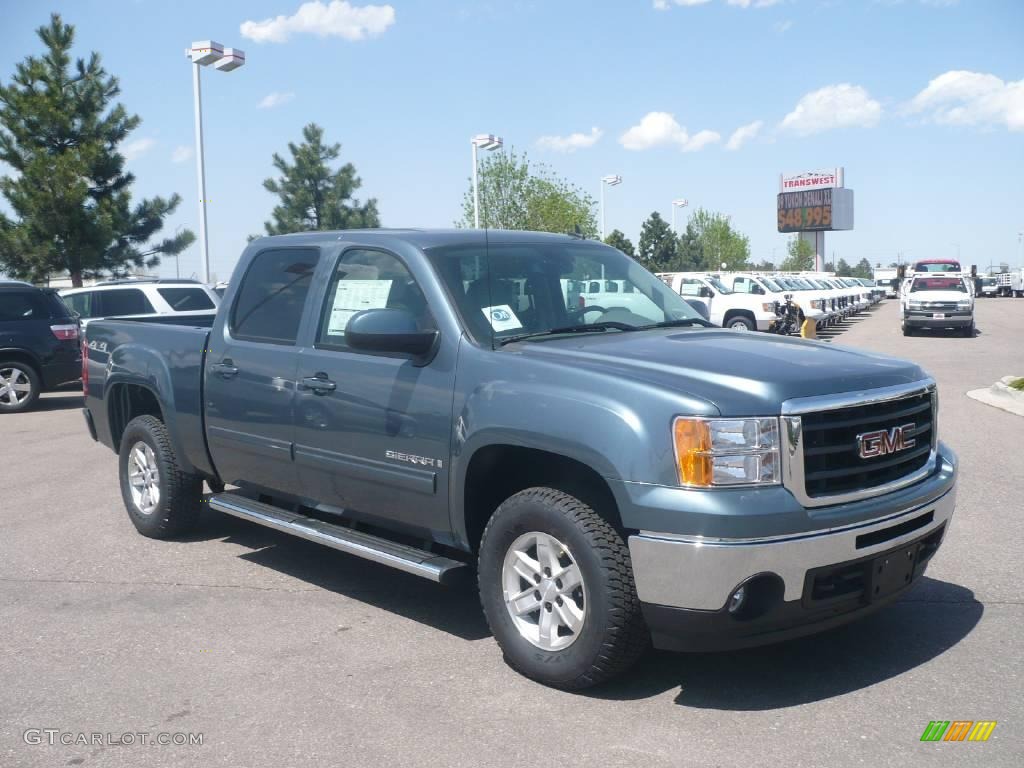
[857,423,916,459]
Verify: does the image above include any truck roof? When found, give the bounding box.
[250,228,596,249]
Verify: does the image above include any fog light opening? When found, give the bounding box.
[728,586,746,614]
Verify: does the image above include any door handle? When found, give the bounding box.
[212,360,239,379]
[300,374,336,394]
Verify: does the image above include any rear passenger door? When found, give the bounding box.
[205,247,320,497]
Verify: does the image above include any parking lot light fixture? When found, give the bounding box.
[185,40,245,285]
[471,134,503,228]
[671,198,689,232]
[599,175,622,240]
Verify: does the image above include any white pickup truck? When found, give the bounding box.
[656,272,781,331]
[900,273,975,337]
[717,273,828,331]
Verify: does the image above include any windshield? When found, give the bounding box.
[982,278,996,286]
[706,277,732,294]
[425,241,703,345]
[911,277,967,293]
[761,277,783,292]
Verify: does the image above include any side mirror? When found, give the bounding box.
[752,285,764,295]
[699,286,712,298]
[345,308,438,362]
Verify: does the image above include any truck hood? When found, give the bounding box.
[907,291,970,303]
[512,328,927,416]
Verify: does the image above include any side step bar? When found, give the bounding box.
[208,493,469,584]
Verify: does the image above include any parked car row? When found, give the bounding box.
[656,271,882,334]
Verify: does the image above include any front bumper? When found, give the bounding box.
[628,456,957,651]
[904,311,972,329]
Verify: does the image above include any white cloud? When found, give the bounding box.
[241,1,396,43]
[728,0,782,7]
[258,91,295,109]
[780,84,882,135]
[654,0,712,9]
[775,19,793,33]
[725,120,763,150]
[906,70,1024,131]
[122,138,155,160]
[619,112,720,152]
[171,145,193,164]
[536,127,603,153]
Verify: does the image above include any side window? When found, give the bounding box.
[317,249,434,348]
[231,248,320,344]
[66,292,94,318]
[678,279,701,297]
[97,289,154,316]
[157,288,216,311]
[588,281,600,293]
[604,281,619,293]
[0,291,39,320]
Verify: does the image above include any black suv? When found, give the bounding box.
[0,281,82,413]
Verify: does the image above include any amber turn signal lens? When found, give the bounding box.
[673,418,712,487]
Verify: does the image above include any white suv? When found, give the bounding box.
[60,279,220,327]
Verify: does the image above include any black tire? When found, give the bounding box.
[478,487,648,689]
[902,325,913,336]
[725,314,755,332]
[0,360,41,413]
[118,415,202,539]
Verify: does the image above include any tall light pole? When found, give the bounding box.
[599,175,622,240]
[471,134,502,228]
[185,41,245,285]
[671,198,689,232]
[1017,232,1023,268]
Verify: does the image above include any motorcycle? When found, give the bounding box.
[769,293,800,336]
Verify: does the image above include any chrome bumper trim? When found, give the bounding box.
[629,478,956,611]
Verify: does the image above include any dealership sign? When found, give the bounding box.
[779,167,844,192]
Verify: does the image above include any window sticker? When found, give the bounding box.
[480,304,523,332]
[327,279,393,335]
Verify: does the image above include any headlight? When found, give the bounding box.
[810,299,822,309]
[762,302,775,312]
[908,301,924,310]
[673,417,781,487]
[957,299,971,309]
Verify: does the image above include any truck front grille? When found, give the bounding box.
[799,391,934,498]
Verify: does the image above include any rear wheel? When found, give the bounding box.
[118,415,202,538]
[478,487,648,689]
[0,362,40,413]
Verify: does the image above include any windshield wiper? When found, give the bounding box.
[497,321,638,346]
[638,317,714,330]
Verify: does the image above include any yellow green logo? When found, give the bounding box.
[920,721,997,742]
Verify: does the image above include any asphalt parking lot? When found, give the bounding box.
[2,299,1022,768]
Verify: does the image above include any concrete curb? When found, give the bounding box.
[966,376,1024,417]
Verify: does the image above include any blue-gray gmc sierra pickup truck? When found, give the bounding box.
[82,229,957,689]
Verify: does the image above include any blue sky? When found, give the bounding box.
[2,0,1022,281]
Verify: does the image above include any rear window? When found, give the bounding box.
[99,288,155,316]
[231,248,320,344]
[0,291,42,320]
[43,291,73,318]
[157,287,215,311]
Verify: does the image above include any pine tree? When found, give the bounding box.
[637,212,677,271]
[0,15,193,286]
[263,123,380,234]
[604,229,635,257]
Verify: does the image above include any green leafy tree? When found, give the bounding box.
[835,258,853,277]
[263,123,379,235]
[638,212,677,271]
[677,223,704,271]
[458,148,597,236]
[604,229,634,257]
[0,15,193,286]
[754,260,777,272]
[780,237,815,272]
[852,257,873,279]
[685,208,750,271]
[823,261,835,272]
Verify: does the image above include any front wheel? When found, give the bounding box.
[725,315,755,332]
[478,488,648,689]
[118,415,203,538]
